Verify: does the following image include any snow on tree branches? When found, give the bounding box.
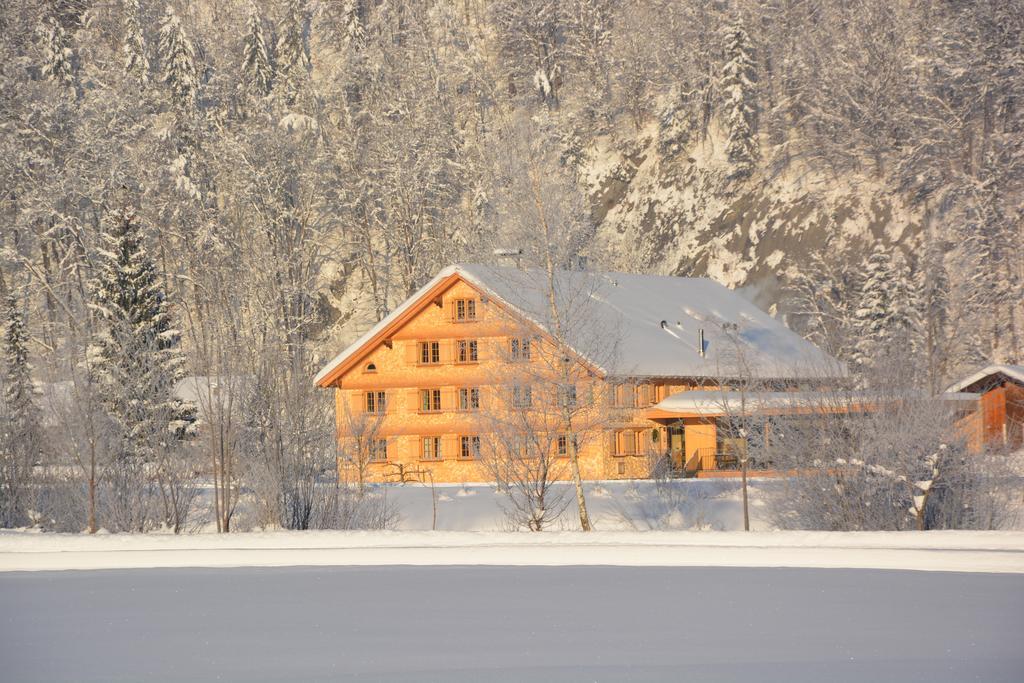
[276,0,311,105]
[158,7,199,113]
[243,4,274,98]
[87,203,196,460]
[721,18,757,179]
[852,244,918,374]
[1,292,41,527]
[122,0,150,86]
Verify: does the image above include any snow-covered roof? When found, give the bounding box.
[649,390,857,416]
[651,389,980,417]
[314,264,845,386]
[944,364,1024,394]
[173,375,249,416]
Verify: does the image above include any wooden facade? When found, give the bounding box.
[315,269,834,484]
[950,366,1024,452]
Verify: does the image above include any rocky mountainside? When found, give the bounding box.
[584,123,919,318]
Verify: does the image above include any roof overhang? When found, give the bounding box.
[313,266,605,388]
[944,364,1024,394]
[314,269,464,388]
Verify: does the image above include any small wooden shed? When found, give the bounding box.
[946,364,1024,451]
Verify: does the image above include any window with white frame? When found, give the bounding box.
[510,337,531,361]
[459,435,481,460]
[458,387,480,411]
[368,439,388,462]
[418,341,441,364]
[419,388,442,412]
[421,436,443,461]
[364,391,387,414]
[512,384,532,408]
[456,339,478,363]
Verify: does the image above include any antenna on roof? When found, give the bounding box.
[493,247,523,269]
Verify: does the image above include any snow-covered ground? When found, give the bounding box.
[2,529,1022,573]
[2,565,1021,682]
[224,479,772,533]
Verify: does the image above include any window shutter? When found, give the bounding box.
[408,389,421,412]
[351,392,364,414]
[443,435,458,460]
[405,341,418,364]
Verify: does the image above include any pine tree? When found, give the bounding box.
[242,4,274,98]
[852,243,898,373]
[276,0,311,105]
[0,292,40,527]
[888,250,919,346]
[342,0,366,47]
[916,236,951,391]
[158,7,198,113]
[721,18,757,180]
[122,0,150,86]
[957,154,1021,363]
[88,204,196,466]
[40,16,76,93]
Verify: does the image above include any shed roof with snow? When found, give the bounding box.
[945,364,1024,394]
[314,264,844,386]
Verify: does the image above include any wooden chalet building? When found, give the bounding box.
[314,264,846,483]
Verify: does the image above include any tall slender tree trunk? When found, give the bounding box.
[87,458,97,534]
[741,457,750,531]
[530,170,591,531]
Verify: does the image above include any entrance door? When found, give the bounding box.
[668,426,685,471]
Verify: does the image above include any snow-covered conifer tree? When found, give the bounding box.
[242,4,274,98]
[342,0,365,47]
[122,0,150,86]
[88,203,195,532]
[956,155,1021,363]
[0,292,40,527]
[888,250,919,346]
[276,0,311,104]
[721,18,757,179]
[158,6,198,113]
[851,243,897,373]
[40,16,76,93]
[916,236,951,390]
[89,203,195,444]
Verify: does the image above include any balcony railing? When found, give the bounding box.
[684,447,770,475]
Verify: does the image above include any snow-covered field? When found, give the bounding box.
[2,529,1022,573]
[2,565,1022,682]
[3,478,1022,573]
[4,479,1021,680]
[225,479,771,533]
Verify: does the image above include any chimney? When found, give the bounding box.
[493,248,524,269]
[698,328,705,357]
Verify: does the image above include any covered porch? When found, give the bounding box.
[644,390,874,478]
